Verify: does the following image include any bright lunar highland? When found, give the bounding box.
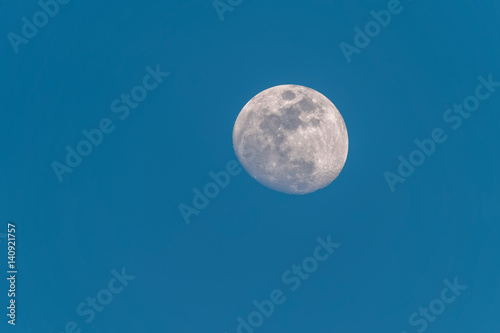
[232,85,348,194]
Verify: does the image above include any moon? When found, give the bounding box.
[232,85,348,194]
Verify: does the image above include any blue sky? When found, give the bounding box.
[1,0,500,332]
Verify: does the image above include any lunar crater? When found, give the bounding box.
[282,90,296,100]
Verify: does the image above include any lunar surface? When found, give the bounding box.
[232,85,348,194]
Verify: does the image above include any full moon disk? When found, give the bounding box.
[232,85,348,194]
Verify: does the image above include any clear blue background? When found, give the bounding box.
[1,0,500,332]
